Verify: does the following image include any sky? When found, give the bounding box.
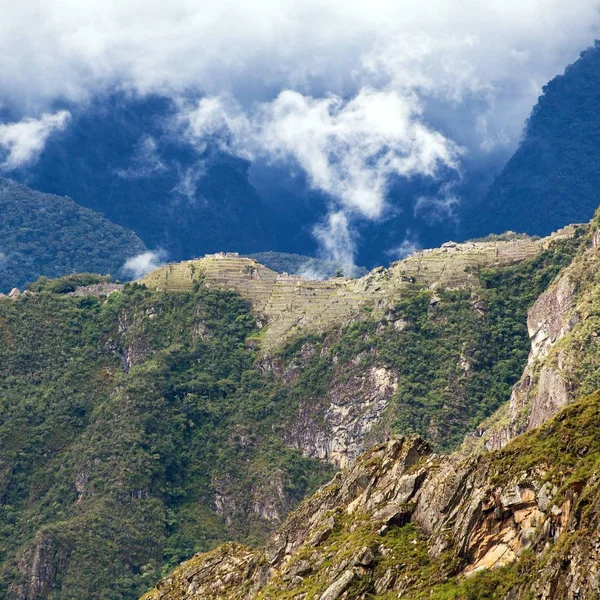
[1,0,599,266]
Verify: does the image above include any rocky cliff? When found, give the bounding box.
[142,386,600,600]
[0,219,588,600]
[475,213,600,451]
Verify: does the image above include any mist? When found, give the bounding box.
[1,0,599,264]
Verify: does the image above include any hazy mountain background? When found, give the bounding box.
[464,41,600,238]
[1,1,599,284]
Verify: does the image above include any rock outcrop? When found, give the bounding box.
[288,364,398,468]
[477,219,600,451]
[142,390,600,599]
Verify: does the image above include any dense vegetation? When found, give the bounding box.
[275,233,584,450]
[0,178,145,292]
[0,281,332,599]
[466,40,600,239]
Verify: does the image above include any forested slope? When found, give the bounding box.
[0,225,583,599]
[467,41,600,238]
[0,178,145,292]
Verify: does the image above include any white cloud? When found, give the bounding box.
[387,237,420,260]
[114,135,167,179]
[121,250,167,279]
[179,89,461,263]
[0,111,70,171]
[312,211,356,268]
[414,184,460,225]
[257,89,461,219]
[0,1,598,126]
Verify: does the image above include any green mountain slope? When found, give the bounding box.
[0,282,332,599]
[466,41,600,239]
[143,210,600,600]
[142,387,600,600]
[0,224,584,599]
[0,178,146,292]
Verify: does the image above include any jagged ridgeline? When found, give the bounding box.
[0,224,586,599]
[142,211,600,599]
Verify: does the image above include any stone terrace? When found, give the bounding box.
[139,227,580,352]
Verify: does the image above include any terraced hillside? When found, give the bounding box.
[141,228,578,352]
[0,221,586,600]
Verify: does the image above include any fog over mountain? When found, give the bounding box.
[1,1,600,266]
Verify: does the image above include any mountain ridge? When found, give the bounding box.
[0,177,146,292]
[0,212,590,599]
[139,225,579,353]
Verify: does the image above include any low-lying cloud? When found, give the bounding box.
[0,111,69,171]
[121,250,167,279]
[114,136,167,179]
[179,89,462,263]
[1,1,599,262]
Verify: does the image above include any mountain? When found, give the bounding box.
[465,41,600,239]
[144,210,600,599]
[0,177,146,292]
[143,388,600,600]
[10,95,276,261]
[0,219,584,599]
[7,92,479,269]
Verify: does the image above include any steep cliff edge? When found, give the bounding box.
[0,221,587,600]
[476,212,600,451]
[142,389,600,600]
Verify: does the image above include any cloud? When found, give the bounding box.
[387,236,420,260]
[1,2,598,123]
[114,135,167,179]
[258,89,461,218]
[1,1,599,263]
[179,89,462,263]
[121,250,167,279]
[312,211,356,268]
[414,184,460,225]
[0,111,70,171]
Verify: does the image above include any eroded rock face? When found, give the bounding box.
[143,435,595,600]
[527,274,577,363]
[288,364,398,468]
[528,367,570,430]
[13,532,72,600]
[479,240,591,451]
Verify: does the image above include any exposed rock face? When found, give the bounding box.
[213,470,291,527]
[527,274,577,363]
[289,364,398,468]
[527,366,570,429]
[143,420,600,600]
[69,283,124,297]
[474,222,600,452]
[14,532,72,600]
